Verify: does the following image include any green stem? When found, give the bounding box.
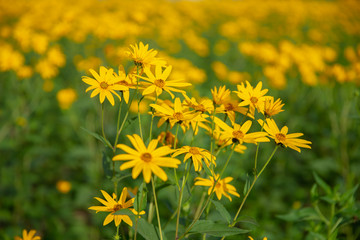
[149,95,158,142]
[209,105,217,172]
[173,123,180,190]
[151,177,163,240]
[114,225,120,240]
[254,119,265,175]
[178,144,235,240]
[136,66,143,140]
[175,161,190,239]
[113,96,124,152]
[232,146,278,225]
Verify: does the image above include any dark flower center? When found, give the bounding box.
[113,204,122,212]
[141,153,152,162]
[154,79,165,88]
[189,147,200,155]
[173,112,184,120]
[100,82,109,89]
[250,96,258,104]
[275,133,286,142]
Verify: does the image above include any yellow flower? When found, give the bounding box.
[150,97,198,131]
[182,94,214,114]
[195,173,240,201]
[14,229,41,240]
[211,86,231,106]
[113,65,137,104]
[263,96,284,118]
[259,118,312,152]
[234,81,268,114]
[139,65,191,99]
[214,117,269,145]
[172,146,216,172]
[56,180,71,194]
[113,134,181,183]
[89,188,135,227]
[56,88,77,110]
[218,99,253,123]
[127,42,165,69]
[82,66,128,106]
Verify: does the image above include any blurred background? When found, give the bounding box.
[0,0,359,239]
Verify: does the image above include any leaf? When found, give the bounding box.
[203,161,213,177]
[113,208,135,216]
[189,220,249,237]
[135,218,165,240]
[235,216,258,226]
[313,172,332,195]
[211,200,231,224]
[243,174,251,195]
[134,182,147,212]
[80,127,112,148]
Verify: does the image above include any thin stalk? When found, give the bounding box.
[136,66,143,140]
[113,96,124,152]
[178,144,236,240]
[175,161,190,239]
[173,123,180,190]
[232,146,278,225]
[209,105,218,172]
[151,177,163,240]
[114,225,120,240]
[149,95,158,141]
[254,119,265,175]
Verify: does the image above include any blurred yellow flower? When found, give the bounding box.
[15,229,41,240]
[82,66,128,106]
[113,134,181,183]
[56,180,71,194]
[89,188,135,227]
[56,88,77,110]
[211,86,231,106]
[259,118,312,152]
[172,146,216,172]
[195,173,240,201]
[127,42,165,69]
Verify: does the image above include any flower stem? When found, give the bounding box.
[254,119,265,175]
[232,146,278,225]
[175,161,190,239]
[151,177,163,240]
[136,66,143,140]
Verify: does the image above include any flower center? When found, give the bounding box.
[113,204,122,212]
[189,147,200,155]
[215,182,222,189]
[275,133,286,142]
[141,153,152,162]
[154,79,165,88]
[100,81,109,89]
[194,104,206,112]
[250,96,258,104]
[173,112,184,120]
[232,130,244,139]
[225,103,234,111]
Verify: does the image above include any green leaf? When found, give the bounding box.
[113,208,135,216]
[80,127,112,148]
[243,175,251,195]
[235,216,258,226]
[203,161,213,177]
[134,182,147,212]
[313,172,332,195]
[135,218,165,240]
[211,200,231,224]
[189,220,249,237]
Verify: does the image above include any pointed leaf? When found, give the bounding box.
[211,200,231,224]
[81,127,112,148]
[102,151,112,178]
[135,218,166,240]
[189,220,249,237]
[313,172,332,195]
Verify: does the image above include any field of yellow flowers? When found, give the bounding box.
[1,0,360,240]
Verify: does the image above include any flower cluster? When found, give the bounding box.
[84,43,312,240]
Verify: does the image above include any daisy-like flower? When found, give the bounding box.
[263,96,284,118]
[139,65,191,99]
[82,66,128,106]
[113,65,137,104]
[194,173,240,201]
[234,81,268,114]
[259,118,312,152]
[150,97,198,131]
[218,99,253,122]
[211,86,231,106]
[89,188,136,226]
[113,134,181,183]
[15,230,41,240]
[214,117,269,145]
[172,146,216,172]
[126,42,165,69]
[182,94,214,114]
